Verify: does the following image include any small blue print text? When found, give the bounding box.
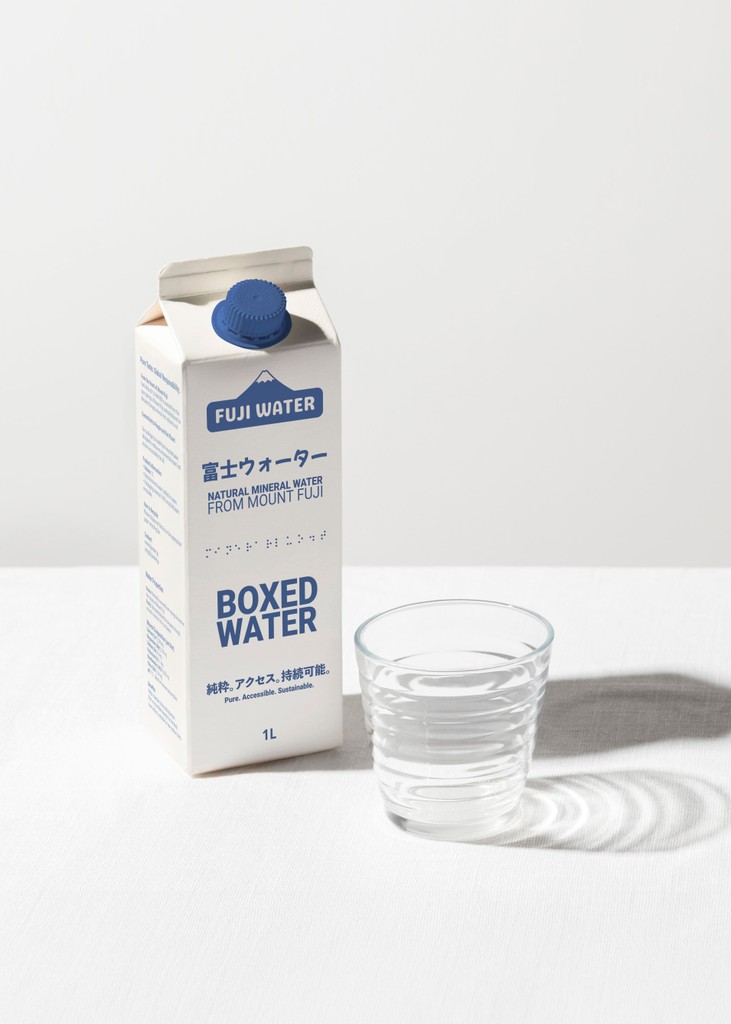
[206,663,329,695]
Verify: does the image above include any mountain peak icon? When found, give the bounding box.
[238,370,295,402]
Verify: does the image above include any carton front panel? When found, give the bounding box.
[185,343,341,772]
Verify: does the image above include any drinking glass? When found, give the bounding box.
[354,599,554,841]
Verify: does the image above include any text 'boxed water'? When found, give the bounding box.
[135,247,342,773]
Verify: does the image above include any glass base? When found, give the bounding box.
[385,802,522,843]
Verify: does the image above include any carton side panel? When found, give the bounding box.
[134,326,189,769]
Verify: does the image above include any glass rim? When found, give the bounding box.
[353,598,555,676]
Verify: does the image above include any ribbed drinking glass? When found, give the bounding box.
[355,599,554,841]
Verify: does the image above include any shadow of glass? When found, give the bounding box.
[199,693,371,777]
[536,673,731,758]
[488,771,731,853]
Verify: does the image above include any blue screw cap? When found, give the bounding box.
[212,279,292,349]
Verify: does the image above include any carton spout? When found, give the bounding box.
[211,279,292,349]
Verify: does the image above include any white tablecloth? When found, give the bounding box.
[2,567,730,1023]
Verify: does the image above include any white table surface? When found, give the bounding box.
[2,567,730,1024]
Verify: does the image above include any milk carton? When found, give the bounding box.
[135,247,341,773]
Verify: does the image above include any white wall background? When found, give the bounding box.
[1,1,729,567]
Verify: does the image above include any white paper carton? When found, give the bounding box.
[135,247,342,774]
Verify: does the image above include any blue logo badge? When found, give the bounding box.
[207,371,323,432]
